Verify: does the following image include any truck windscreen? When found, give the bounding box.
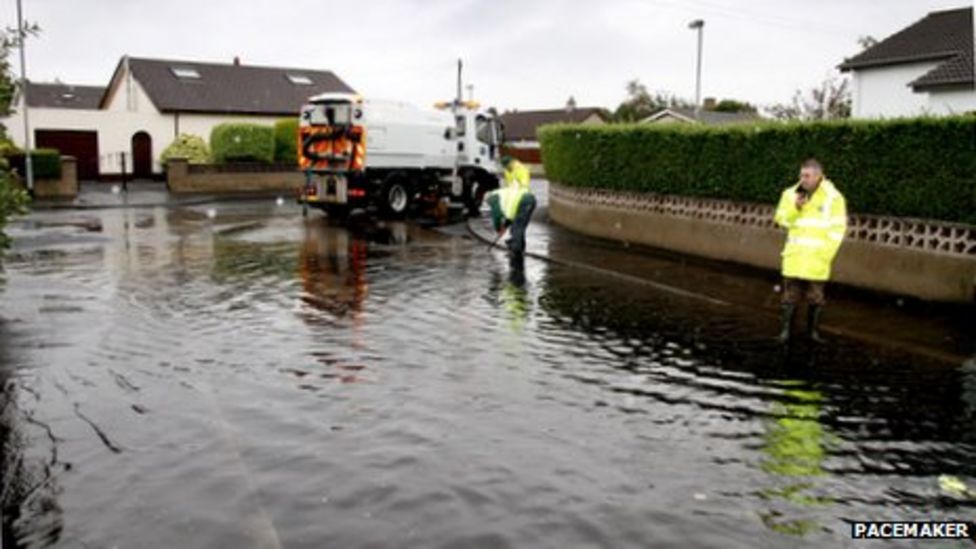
[309,103,352,126]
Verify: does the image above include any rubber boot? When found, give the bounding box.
[776,304,795,343]
[807,305,826,344]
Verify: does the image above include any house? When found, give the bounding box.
[500,100,608,165]
[641,106,759,126]
[839,7,974,118]
[3,56,354,180]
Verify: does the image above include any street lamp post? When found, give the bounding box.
[688,19,705,121]
[16,0,33,192]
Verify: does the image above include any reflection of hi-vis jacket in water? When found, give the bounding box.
[502,282,529,332]
[774,179,847,282]
[759,382,837,537]
[488,266,530,334]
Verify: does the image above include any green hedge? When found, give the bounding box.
[6,148,62,179]
[539,116,976,224]
[161,133,210,164]
[0,158,30,251]
[273,119,299,164]
[210,123,275,163]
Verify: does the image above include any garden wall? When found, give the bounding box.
[166,158,304,194]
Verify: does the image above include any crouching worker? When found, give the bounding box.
[486,184,536,256]
[773,158,847,344]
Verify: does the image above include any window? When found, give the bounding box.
[171,67,201,79]
[475,115,493,145]
[287,74,313,85]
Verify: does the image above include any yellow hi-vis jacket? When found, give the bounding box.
[773,178,848,282]
[503,159,530,190]
[494,185,530,222]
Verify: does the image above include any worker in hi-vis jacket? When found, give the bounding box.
[501,155,530,190]
[486,179,536,257]
[773,158,848,344]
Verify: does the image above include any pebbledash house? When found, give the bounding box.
[2,56,354,181]
[839,6,974,118]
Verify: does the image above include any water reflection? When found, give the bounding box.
[1,326,65,548]
[485,254,532,333]
[758,379,834,537]
[298,221,369,320]
[960,357,976,445]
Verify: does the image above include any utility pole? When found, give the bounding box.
[466,84,474,102]
[456,58,463,107]
[16,0,34,192]
[688,19,705,121]
[451,58,463,198]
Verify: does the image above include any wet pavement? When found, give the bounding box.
[2,184,975,548]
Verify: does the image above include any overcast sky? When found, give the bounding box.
[7,0,972,112]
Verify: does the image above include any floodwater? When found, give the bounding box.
[1,200,975,548]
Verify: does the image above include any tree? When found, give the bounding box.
[710,99,757,113]
[767,76,851,121]
[0,22,38,253]
[857,35,879,51]
[612,79,694,122]
[0,21,39,117]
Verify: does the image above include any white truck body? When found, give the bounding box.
[298,92,502,217]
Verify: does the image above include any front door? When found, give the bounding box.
[131,131,152,179]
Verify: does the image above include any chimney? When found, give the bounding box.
[233,56,241,66]
[703,97,716,110]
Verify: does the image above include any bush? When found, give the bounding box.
[0,158,29,252]
[539,115,976,224]
[160,133,210,164]
[273,118,299,164]
[210,123,275,164]
[6,148,62,179]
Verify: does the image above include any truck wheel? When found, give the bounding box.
[465,179,486,216]
[467,175,497,216]
[382,178,411,218]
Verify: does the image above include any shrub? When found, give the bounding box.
[6,148,62,179]
[160,133,210,164]
[210,123,275,164]
[539,116,976,224]
[273,118,299,164]
[0,158,29,252]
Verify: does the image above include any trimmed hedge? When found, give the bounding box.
[539,116,976,224]
[210,123,275,164]
[6,148,62,179]
[161,133,210,164]
[273,119,299,164]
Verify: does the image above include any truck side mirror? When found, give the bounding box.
[444,128,454,140]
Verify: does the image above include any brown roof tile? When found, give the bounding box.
[500,108,607,141]
[839,7,973,89]
[111,57,355,115]
[26,82,104,109]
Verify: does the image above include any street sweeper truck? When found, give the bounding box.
[297,92,503,218]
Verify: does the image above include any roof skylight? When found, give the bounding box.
[171,67,201,79]
[287,74,313,85]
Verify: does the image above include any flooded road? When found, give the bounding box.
[2,200,975,548]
